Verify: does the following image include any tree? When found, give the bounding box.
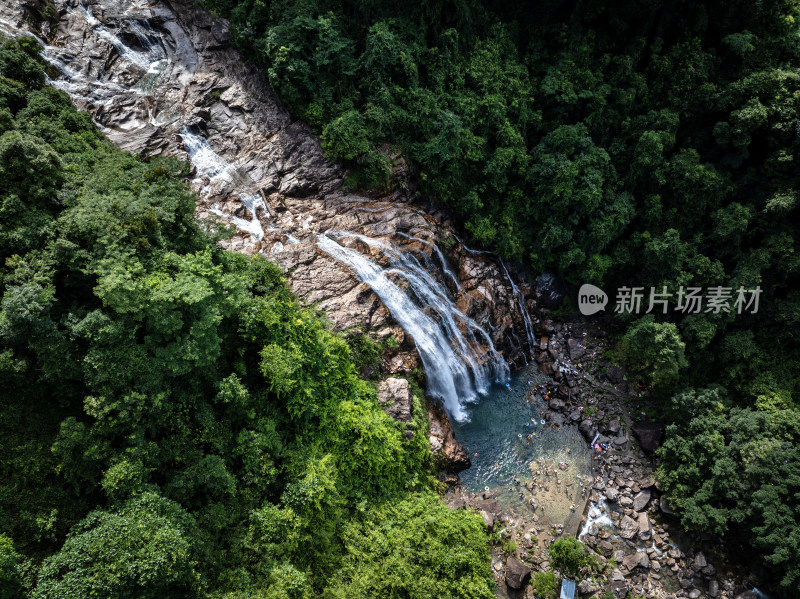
[548,537,591,580]
[34,493,202,599]
[619,315,687,389]
[324,494,494,599]
[0,535,22,599]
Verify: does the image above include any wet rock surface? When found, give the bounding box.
[429,402,471,473]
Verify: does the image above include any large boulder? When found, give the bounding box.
[619,515,638,539]
[694,552,707,569]
[605,366,625,385]
[567,337,586,360]
[604,417,621,435]
[633,489,651,512]
[377,377,413,422]
[622,551,650,571]
[631,422,665,453]
[579,419,597,442]
[637,512,651,540]
[504,557,531,589]
[479,510,494,531]
[661,496,677,516]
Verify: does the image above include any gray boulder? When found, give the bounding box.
[622,551,650,571]
[633,489,651,512]
[377,377,413,422]
[619,515,638,539]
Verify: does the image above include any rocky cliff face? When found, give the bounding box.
[0,0,538,463]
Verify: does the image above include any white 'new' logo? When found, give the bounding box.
[578,284,608,315]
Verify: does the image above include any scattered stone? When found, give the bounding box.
[708,580,719,597]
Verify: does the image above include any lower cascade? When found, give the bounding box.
[317,231,510,422]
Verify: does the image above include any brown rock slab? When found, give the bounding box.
[504,557,531,589]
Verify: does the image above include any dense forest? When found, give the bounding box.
[0,37,494,598]
[200,0,800,591]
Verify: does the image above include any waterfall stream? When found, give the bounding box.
[317,231,509,421]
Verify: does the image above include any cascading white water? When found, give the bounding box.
[499,257,536,358]
[180,128,232,179]
[79,5,165,71]
[181,129,266,240]
[317,231,509,421]
[578,495,614,540]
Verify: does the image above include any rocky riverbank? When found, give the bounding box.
[442,290,773,599]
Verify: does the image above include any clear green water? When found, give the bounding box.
[452,364,593,526]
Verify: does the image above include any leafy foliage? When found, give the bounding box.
[658,387,800,589]
[548,537,591,580]
[324,495,494,599]
[530,570,558,599]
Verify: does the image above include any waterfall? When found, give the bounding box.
[317,231,509,421]
[499,258,536,358]
[180,128,233,179]
[181,129,266,240]
[578,495,614,540]
[78,5,166,72]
